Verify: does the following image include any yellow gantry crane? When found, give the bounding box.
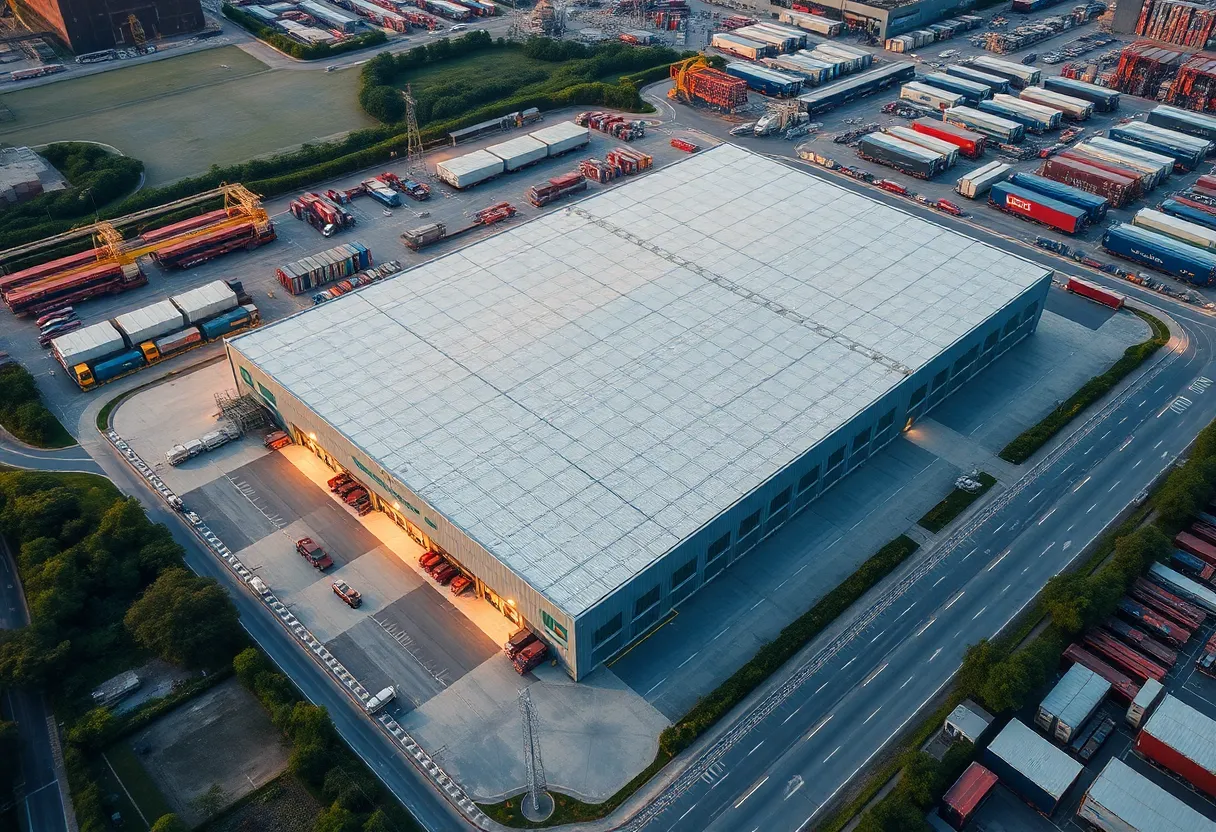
[668,55,711,103]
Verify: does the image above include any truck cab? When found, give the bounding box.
[139,342,162,364]
[72,363,96,390]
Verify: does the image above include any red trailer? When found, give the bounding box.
[1083,629,1167,681]
[1063,644,1140,701]
[1135,695,1216,798]
[138,209,231,244]
[1129,584,1200,634]
[1192,521,1216,547]
[527,171,587,207]
[940,763,998,831]
[1058,150,1150,190]
[4,263,146,316]
[152,221,275,269]
[1065,275,1125,309]
[0,248,102,294]
[1197,174,1216,194]
[990,183,1088,234]
[1133,577,1206,629]
[1119,598,1191,645]
[1104,618,1178,668]
[912,118,987,159]
[1172,195,1216,216]
[1040,156,1139,207]
[1176,531,1216,566]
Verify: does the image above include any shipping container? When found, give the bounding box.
[1161,198,1216,231]
[924,72,993,105]
[1126,678,1164,729]
[947,64,1011,93]
[113,299,187,345]
[137,209,231,245]
[777,9,841,37]
[1065,275,1124,308]
[970,55,1042,88]
[1036,664,1109,744]
[435,150,506,189]
[170,280,238,324]
[1193,519,1216,546]
[913,119,986,158]
[1148,562,1216,614]
[1079,757,1216,832]
[0,248,101,294]
[1083,630,1167,682]
[725,62,802,96]
[956,161,1010,199]
[981,719,1083,814]
[763,55,830,84]
[940,762,998,831]
[1109,123,1209,171]
[1010,172,1109,221]
[980,98,1056,134]
[990,181,1088,233]
[1064,643,1141,701]
[734,25,797,53]
[1104,618,1178,668]
[198,305,257,341]
[1020,87,1094,120]
[52,321,125,369]
[798,62,915,113]
[1103,224,1216,286]
[857,132,947,179]
[528,121,591,157]
[1148,104,1216,144]
[1171,547,1216,581]
[1044,76,1120,111]
[91,349,145,384]
[751,22,810,49]
[1134,208,1216,252]
[1124,120,1215,156]
[1073,142,1169,189]
[1118,597,1191,645]
[901,81,965,111]
[276,243,373,295]
[1060,149,1154,191]
[1136,694,1216,798]
[1041,156,1139,207]
[1132,575,1208,628]
[152,327,203,358]
[485,135,548,171]
[945,106,1025,143]
[1088,137,1175,182]
[884,125,959,166]
[711,32,769,61]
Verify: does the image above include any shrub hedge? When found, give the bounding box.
[1000,309,1169,464]
[221,4,387,60]
[0,363,75,448]
[918,472,997,534]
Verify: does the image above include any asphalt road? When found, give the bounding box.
[0,538,68,832]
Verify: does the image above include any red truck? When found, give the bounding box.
[296,537,334,570]
[527,171,587,207]
[1065,275,1125,309]
[512,640,548,674]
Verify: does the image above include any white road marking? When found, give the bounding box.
[841,656,856,670]
[1039,507,1056,525]
[785,778,805,801]
[896,602,916,620]
[1002,584,1011,594]
[945,591,965,610]
[1100,430,1111,440]
[1119,436,1134,451]
[823,747,840,763]
[1108,480,1121,492]
[915,617,936,637]
[735,777,768,808]
[1084,446,1093,455]
[1061,463,1073,475]
[815,680,830,695]
[1022,566,1030,574]
[678,652,699,669]
[1087,503,1098,513]
[929,647,942,662]
[679,804,697,822]
[863,706,882,724]
[747,741,764,757]
[1041,542,1055,557]
[712,627,730,641]
[806,715,832,740]
[1155,440,1165,449]
[862,663,888,687]
[644,677,667,696]
[900,676,913,690]
[961,548,976,561]
[987,551,1009,571]
[870,630,885,644]
[783,706,802,725]
[972,605,987,620]
[1119,416,1127,424]
[1133,459,1142,469]
[933,574,947,587]
[993,522,1006,533]
[1029,489,1043,502]
[1073,476,1091,492]
[750,599,764,611]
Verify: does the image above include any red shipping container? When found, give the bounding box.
[1134,577,1206,628]
[1198,174,1216,193]
[1064,644,1140,701]
[1083,630,1167,682]
[0,248,101,294]
[1175,195,1216,216]
[992,185,1087,234]
[1057,149,1151,189]
[1136,695,1216,798]
[1040,156,1139,207]
[912,118,986,159]
[1066,276,1125,309]
[1193,520,1216,546]
[940,763,998,831]
[139,209,230,244]
[1176,531,1216,566]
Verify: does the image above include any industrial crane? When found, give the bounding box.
[668,55,711,104]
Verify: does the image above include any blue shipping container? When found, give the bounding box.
[979,100,1052,134]
[1147,106,1216,144]
[1102,223,1216,285]
[946,64,1010,94]
[1173,548,1211,576]
[199,308,254,340]
[725,63,801,97]
[1160,198,1216,231]
[1044,76,1119,112]
[1108,126,1204,171]
[92,349,147,383]
[1009,172,1108,221]
[924,72,992,105]
[367,188,401,208]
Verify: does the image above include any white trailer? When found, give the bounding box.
[171,280,238,324]
[1078,758,1216,832]
[485,135,548,171]
[885,125,959,166]
[52,321,125,369]
[1020,87,1094,121]
[956,161,1010,199]
[901,81,964,111]
[528,120,590,156]
[113,300,188,346]
[435,150,506,189]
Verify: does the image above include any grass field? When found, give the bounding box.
[0,47,375,184]
[104,743,174,828]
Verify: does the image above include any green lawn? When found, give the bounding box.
[104,743,174,828]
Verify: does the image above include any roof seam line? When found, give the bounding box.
[566,207,913,376]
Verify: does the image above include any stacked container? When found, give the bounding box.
[990,181,1088,234]
[1036,664,1110,744]
[884,125,958,167]
[1075,139,1172,188]
[799,63,915,113]
[1010,172,1110,221]
[276,242,373,295]
[711,32,769,60]
[528,121,591,156]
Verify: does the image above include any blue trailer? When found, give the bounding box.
[92,349,146,384]
[1102,223,1216,285]
[725,62,802,97]
[979,100,1053,134]
[1160,198,1216,232]
[924,72,992,105]
[1044,76,1119,112]
[199,306,258,340]
[1148,105,1216,144]
[946,64,1010,94]
[1009,171,1109,221]
[1109,125,1206,171]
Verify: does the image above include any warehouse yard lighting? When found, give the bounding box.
[309,432,317,439]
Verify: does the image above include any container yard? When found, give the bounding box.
[724,63,803,97]
[276,242,373,296]
[798,62,915,114]
[1035,664,1109,744]
[901,81,965,112]
[857,132,949,178]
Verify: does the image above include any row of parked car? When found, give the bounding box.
[504,627,549,675]
[328,472,374,516]
[418,549,472,596]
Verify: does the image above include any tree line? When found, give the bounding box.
[0,364,74,449]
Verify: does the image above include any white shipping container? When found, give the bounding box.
[734,25,795,52]
[435,149,506,188]
[1127,678,1164,729]
[485,135,548,171]
[712,32,766,60]
[1079,758,1216,832]
[1074,142,1164,188]
[1123,120,1214,154]
[1035,664,1109,743]
[885,125,958,166]
[749,23,808,50]
[901,81,964,111]
[1138,208,1216,250]
[53,321,125,368]
[529,120,591,156]
[956,161,1010,199]
[778,10,841,37]
[113,299,187,345]
[171,280,238,324]
[1148,562,1216,613]
[1087,137,1175,180]
[993,92,1061,125]
[1020,87,1093,120]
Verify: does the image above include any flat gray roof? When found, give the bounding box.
[231,144,1049,615]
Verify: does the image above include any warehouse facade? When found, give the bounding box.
[16,0,204,53]
[227,144,1051,680]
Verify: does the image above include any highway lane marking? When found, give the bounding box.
[1155,385,1165,394]
[1087,503,1098,513]
[987,551,1009,571]
[961,548,976,561]
[775,578,788,590]
[896,602,916,620]
[1061,463,1073,475]
[678,652,699,669]
[869,630,885,644]
[747,741,764,757]
[1002,584,1011,594]
[735,777,768,809]
[1038,508,1056,525]
[749,599,764,611]
[678,803,697,822]
[815,680,830,694]
[1100,430,1111,440]
[1133,459,1142,469]
[806,715,832,740]
[1022,566,1030,574]
[824,747,840,763]
[972,605,988,620]
[863,706,882,724]
[793,562,810,576]
[1163,450,1170,459]
[1084,446,1093,455]
[944,591,965,610]
[993,522,1006,533]
[900,676,913,689]
[783,706,802,725]
[841,657,856,670]
[1139,400,1147,408]
[862,663,888,686]
[712,627,729,641]
[1155,440,1165,449]
[1119,436,1133,451]
[929,647,942,662]
[1108,480,1122,492]
[1029,489,1043,503]
[644,677,667,697]
[915,617,936,637]
[1119,416,1127,424]
[1073,476,1091,492]
[785,777,805,801]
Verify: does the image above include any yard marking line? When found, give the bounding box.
[1039,507,1057,525]
[863,706,882,725]
[806,715,832,740]
[862,663,888,687]
[101,753,149,829]
[782,706,803,725]
[824,747,841,763]
[973,605,987,621]
[987,551,1009,571]
[1074,476,1091,492]
[678,652,699,669]
[735,777,768,808]
[1029,489,1043,502]
[896,602,916,620]
[929,647,942,662]
[747,741,764,757]
[644,677,668,697]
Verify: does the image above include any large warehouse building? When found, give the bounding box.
[227,144,1051,679]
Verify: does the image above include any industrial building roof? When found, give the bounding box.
[1142,695,1216,772]
[230,144,1050,615]
[1082,758,1216,832]
[986,720,1083,801]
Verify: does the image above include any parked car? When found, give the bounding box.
[420,551,442,569]
[296,537,334,569]
[332,579,362,608]
[451,575,472,595]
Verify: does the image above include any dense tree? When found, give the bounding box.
[0,720,20,798]
[314,802,361,832]
[857,796,932,832]
[894,753,941,809]
[67,708,117,753]
[358,86,405,124]
[125,568,241,668]
[150,814,189,832]
[362,810,392,832]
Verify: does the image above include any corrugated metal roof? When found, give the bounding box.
[946,701,993,742]
[987,719,1083,800]
[1142,695,1216,775]
[1082,758,1216,832]
[943,762,998,816]
[229,144,1050,616]
[113,299,185,344]
[1149,562,1216,613]
[436,149,504,178]
[528,121,590,146]
[1040,664,1109,728]
[52,321,124,365]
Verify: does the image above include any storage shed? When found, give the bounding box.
[944,700,994,744]
[981,719,1083,814]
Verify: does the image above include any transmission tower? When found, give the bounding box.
[403,86,426,180]
[518,688,549,819]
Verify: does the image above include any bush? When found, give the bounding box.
[0,364,75,448]
[918,472,996,533]
[124,567,242,669]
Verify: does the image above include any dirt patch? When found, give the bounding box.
[204,775,322,832]
[127,678,290,826]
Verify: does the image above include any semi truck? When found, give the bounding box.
[1102,223,1216,286]
[52,281,258,390]
[989,181,1087,234]
[362,178,403,207]
[1065,276,1124,309]
[401,203,516,250]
